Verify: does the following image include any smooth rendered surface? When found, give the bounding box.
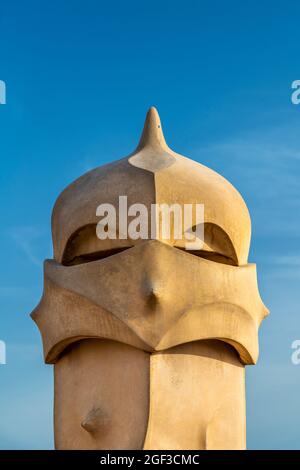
[33,240,267,365]
[144,340,246,450]
[32,108,268,449]
[51,107,251,266]
[54,339,245,450]
[54,340,149,449]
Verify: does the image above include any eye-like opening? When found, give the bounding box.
[175,247,237,266]
[61,222,238,267]
[174,222,238,266]
[63,247,132,266]
[61,224,133,266]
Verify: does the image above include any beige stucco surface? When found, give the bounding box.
[54,340,149,449]
[32,107,269,449]
[144,340,245,450]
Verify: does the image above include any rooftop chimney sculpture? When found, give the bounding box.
[31,107,268,449]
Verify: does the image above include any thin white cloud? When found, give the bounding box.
[193,121,300,237]
[0,286,28,297]
[269,255,300,267]
[262,255,300,280]
[8,226,44,267]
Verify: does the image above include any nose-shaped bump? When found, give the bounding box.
[143,278,164,309]
[81,407,110,434]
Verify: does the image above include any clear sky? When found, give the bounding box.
[1,0,300,449]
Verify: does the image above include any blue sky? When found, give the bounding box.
[0,0,300,449]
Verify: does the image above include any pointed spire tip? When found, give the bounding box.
[146,106,160,126]
[136,106,168,151]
